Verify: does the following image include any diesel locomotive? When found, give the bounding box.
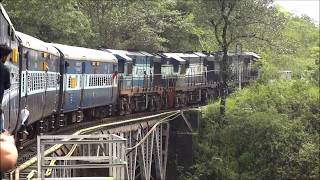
[0,4,259,142]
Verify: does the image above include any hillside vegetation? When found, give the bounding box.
[193,80,319,179]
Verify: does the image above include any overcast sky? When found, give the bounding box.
[274,0,320,24]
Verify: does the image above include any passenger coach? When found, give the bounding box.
[16,32,61,133]
[52,44,118,124]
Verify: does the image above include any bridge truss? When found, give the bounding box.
[9,110,191,180]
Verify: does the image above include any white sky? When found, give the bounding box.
[274,0,320,24]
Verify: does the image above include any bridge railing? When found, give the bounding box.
[36,134,127,180]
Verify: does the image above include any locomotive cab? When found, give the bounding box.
[161,53,187,91]
[151,54,162,89]
[105,49,133,92]
[106,49,161,114]
[194,52,218,84]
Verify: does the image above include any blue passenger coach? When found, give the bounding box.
[52,44,118,121]
[16,32,61,128]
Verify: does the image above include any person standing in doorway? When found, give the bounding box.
[0,45,11,132]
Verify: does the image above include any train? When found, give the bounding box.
[0,4,259,143]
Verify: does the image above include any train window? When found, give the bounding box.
[24,51,29,61]
[104,64,108,74]
[88,74,112,87]
[108,64,113,74]
[180,65,186,74]
[113,64,118,72]
[89,76,92,86]
[96,76,99,86]
[65,62,69,69]
[132,59,136,66]
[118,60,125,73]
[128,63,133,75]
[173,64,179,73]
[101,76,103,86]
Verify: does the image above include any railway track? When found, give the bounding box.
[9,109,190,180]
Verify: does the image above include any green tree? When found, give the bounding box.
[194,0,282,115]
[254,8,319,82]
[78,0,199,51]
[3,0,93,46]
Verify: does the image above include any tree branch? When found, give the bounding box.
[227,33,273,46]
[210,18,223,45]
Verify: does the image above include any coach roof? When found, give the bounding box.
[105,49,133,62]
[162,53,186,62]
[194,52,215,61]
[52,44,117,63]
[16,32,60,56]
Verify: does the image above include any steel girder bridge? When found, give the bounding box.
[9,109,198,180]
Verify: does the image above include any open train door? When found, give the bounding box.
[0,4,20,133]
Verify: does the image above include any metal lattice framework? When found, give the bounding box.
[37,121,171,180]
[95,116,173,180]
[10,110,190,180]
[123,122,169,180]
[37,134,127,179]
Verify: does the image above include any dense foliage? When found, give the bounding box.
[3,0,198,52]
[190,4,319,179]
[190,80,319,180]
[3,1,317,77]
[3,0,93,46]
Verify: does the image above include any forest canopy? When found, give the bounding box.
[3,0,318,78]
